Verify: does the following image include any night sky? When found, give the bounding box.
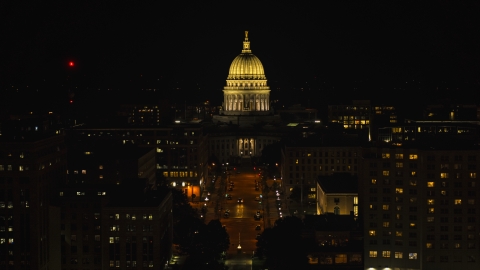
[1,1,480,108]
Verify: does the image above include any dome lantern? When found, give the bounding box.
[227,31,266,80]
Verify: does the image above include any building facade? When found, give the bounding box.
[360,146,480,270]
[68,126,208,201]
[0,115,67,269]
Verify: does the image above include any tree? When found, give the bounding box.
[169,188,200,246]
[256,216,308,269]
[182,219,229,269]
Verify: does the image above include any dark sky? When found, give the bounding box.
[1,1,480,105]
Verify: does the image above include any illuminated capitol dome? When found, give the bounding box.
[222,31,271,115]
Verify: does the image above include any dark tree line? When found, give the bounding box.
[169,188,229,269]
[256,216,309,269]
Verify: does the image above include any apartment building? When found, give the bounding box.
[360,146,480,270]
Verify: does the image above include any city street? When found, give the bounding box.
[201,162,287,267]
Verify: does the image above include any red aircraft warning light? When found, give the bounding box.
[68,61,74,67]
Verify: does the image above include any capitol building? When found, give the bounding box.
[210,31,282,162]
[213,31,280,126]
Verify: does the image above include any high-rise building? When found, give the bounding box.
[0,114,67,269]
[360,146,480,270]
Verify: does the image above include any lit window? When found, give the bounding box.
[148,214,153,220]
[383,171,390,176]
[409,253,418,259]
[440,173,449,178]
[369,230,376,236]
[81,170,86,174]
[369,251,377,258]
[109,237,114,243]
[115,214,120,220]
[382,153,390,159]
[454,199,462,205]
[427,182,434,187]
[371,179,377,184]
[99,175,103,179]
[396,162,403,168]
[395,231,402,237]
[395,252,403,259]
[383,222,390,228]
[383,205,389,210]
[382,250,391,257]
[395,188,403,194]
[395,154,404,159]
[76,192,85,196]
[59,191,64,196]
[427,217,434,222]
[470,173,476,178]
[409,154,418,160]
[427,199,434,205]
[428,208,434,213]
[99,165,103,169]
[426,243,433,249]
[410,223,416,228]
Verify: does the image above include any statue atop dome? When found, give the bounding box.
[242,30,251,53]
